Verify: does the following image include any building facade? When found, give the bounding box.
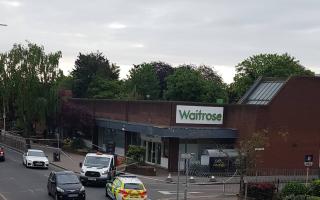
[60,76,320,172]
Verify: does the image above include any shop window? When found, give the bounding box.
[163,139,169,158]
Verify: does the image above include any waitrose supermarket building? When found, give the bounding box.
[61,76,320,172]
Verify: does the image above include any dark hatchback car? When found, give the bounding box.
[47,171,86,200]
[0,146,5,161]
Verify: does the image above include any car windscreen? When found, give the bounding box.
[84,156,110,168]
[124,183,144,190]
[28,151,45,157]
[57,174,80,185]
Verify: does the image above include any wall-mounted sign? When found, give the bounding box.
[304,154,313,167]
[176,105,223,124]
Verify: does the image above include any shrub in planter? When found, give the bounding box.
[247,182,275,200]
[71,138,85,149]
[310,179,320,197]
[126,145,146,164]
[282,182,307,197]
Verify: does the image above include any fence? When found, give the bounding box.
[0,131,26,152]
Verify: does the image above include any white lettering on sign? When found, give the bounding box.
[176,105,223,124]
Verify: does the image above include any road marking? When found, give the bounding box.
[0,192,8,200]
[158,191,202,195]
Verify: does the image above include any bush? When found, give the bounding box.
[71,137,85,149]
[126,145,145,164]
[282,182,308,197]
[310,179,320,197]
[247,182,275,200]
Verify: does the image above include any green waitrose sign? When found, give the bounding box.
[176,105,223,124]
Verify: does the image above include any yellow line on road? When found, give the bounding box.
[0,192,8,200]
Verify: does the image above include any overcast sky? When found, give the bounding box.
[1,0,320,83]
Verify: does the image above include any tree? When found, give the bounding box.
[126,63,160,100]
[229,53,315,103]
[71,52,120,98]
[151,61,174,99]
[165,65,207,102]
[87,77,124,99]
[165,65,228,103]
[197,65,228,103]
[0,42,62,136]
[236,130,269,199]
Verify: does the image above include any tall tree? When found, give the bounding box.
[0,42,62,136]
[164,65,207,102]
[229,53,315,103]
[197,65,228,103]
[126,63,160,100]
[165,65,228,103]
[151,61,174,99]
[71,52,119,98]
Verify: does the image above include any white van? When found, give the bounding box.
[79,152,116,185]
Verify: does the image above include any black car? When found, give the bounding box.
[0,146,5,161]
[47,171,86,200]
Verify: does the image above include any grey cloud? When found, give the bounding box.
[1,0,320,83]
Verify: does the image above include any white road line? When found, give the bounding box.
[158,191,202,195]
[0,192,8,200]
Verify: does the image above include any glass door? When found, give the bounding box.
[145,141,161,165]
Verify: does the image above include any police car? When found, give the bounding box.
[106,175,147,200]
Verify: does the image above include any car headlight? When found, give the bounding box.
[80,186,85,192]
[27,160,32,163]
[56,187,64,193]
[102,170,109,175]
[81,169,85,173]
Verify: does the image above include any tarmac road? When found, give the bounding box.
[0,146,236,200]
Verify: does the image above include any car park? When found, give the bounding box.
[23,149,49,169]
[0,146,5,161]
[106,175,147,200]
[79,152,116,185]
[47,171,86,200]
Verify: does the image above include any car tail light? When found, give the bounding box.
[140,191,147,197]
[120,189,128,197]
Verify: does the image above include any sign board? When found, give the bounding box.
[181,153,194,160]
[255,148,265,151]
[304,154,313,167]
[176,105,223,125]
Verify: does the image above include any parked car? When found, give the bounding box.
[0,146,5,161]
[106,175,147,200]
[79,152,116,185]
[47,171,86,200]
[22,149,49,169]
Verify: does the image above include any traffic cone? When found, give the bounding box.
[189,176,195,183]
[209,175,216,182]
[166,173,173,183]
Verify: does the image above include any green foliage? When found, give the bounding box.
[87,77,124,99]
[71,137,85,149]
[126,145,146,163]
[247,182,275,200]
[151,61,174,99]
[310,179,320,197]
[229,53,315,102]
[282,182,308,197]
[71,52,119,98]
[0,42,62,136]
[127,63,160,100]
[165,65,227,103]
